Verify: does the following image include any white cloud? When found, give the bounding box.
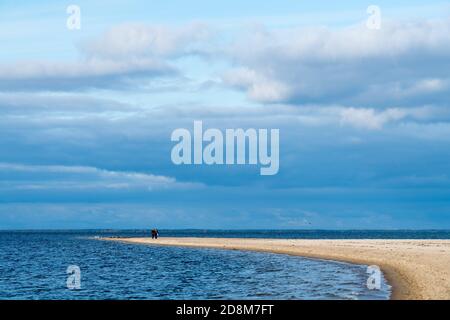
[83,22,212,59]
[223,18,450,106]
[0,58,170,80]
[339,108,407,129]
[0,163,202,191]
[0,23,213,92]
[0,58,174,91]
[223,67,291,102]
[2,17,450,103]
[409,78,448,94]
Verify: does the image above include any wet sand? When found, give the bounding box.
[103,237,450,300]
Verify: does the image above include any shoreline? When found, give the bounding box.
[102,237,450,300]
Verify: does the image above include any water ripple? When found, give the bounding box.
[0,231,391,300]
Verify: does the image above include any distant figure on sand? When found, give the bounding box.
[151,229,159,239]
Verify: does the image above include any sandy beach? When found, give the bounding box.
[103,237,450,300]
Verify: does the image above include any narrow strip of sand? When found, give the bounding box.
[103,237,450,300]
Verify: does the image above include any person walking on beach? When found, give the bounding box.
[151,228,159,239]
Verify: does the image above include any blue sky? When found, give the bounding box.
[1,1,450,229]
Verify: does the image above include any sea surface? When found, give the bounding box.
[2,229,447,300]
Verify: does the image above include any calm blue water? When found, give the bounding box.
[5,229,448,300]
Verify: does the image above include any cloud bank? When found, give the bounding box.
[223,19,450,106]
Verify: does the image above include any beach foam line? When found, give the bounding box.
[101,237,450,300]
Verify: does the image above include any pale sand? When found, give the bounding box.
[103,237,450,300]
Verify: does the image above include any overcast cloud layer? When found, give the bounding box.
[1,0,450,228]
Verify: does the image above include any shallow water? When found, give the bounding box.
[0,230,393,300]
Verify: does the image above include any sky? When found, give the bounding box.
[1,1,450,229]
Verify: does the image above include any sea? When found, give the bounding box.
[1,229,449,300]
